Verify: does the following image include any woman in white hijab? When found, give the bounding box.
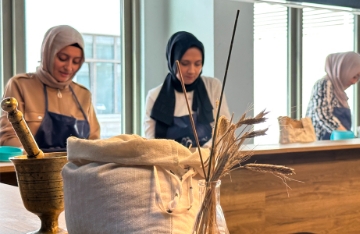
[0,25,100,151]
[306,51,360,140]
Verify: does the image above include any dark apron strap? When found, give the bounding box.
[333,107,352,130]
[43,85,49,112]
[69,85,88,122]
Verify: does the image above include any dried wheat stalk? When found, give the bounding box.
[174,9,297,234]
[192,110,297,234]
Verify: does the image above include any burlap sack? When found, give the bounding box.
[62,135,209,234]
[278,116,316,144]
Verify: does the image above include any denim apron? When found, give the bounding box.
[34,85,90,152]
[323,107,351,140]
[166,114,212,148]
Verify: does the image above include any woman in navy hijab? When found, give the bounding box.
[144,31,230,147]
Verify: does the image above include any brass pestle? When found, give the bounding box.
[1,97,44,158]
[1,97,67,234]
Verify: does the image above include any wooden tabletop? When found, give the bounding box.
[0,162,15,173]
[2,139,360,173]
[0,183,66,233]
[242,138,360,155]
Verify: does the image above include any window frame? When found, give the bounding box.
[79,34,122,115]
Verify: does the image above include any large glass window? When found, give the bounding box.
[25,0,122,139]
[76,63,91,90]
[74,34,121,138]
[302,8,355,120]
[96,36,115,60]
[254,3,288,144]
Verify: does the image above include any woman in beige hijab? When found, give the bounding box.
[0,25,100,151]
[306,51,360,140]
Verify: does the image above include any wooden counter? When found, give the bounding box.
[2,139,360,233]
[0,162,15,173]
[0,162,17,186]
[243,138,360,155]
[221,138,360,233]
[0,183,66,233]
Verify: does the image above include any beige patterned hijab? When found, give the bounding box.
[325,51,360,108]
[35,25,85,89]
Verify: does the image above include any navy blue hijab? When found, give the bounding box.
[150,31,214,139]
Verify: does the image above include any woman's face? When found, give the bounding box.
[52,45,83,82]
[176,47,203,85]
[344,73,360,90]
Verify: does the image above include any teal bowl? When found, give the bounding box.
[0,146,23,162]
[330,130,355,140]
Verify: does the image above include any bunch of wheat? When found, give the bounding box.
[192,111,295,234]
[175,9,296,234]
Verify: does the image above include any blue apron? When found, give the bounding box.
[34,85,90,152]
[166,114,212,148]
[323,107,351,140]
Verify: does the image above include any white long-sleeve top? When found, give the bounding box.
[144,76,231,146]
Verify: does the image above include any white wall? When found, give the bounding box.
[214,0,254,121]
[168,0,215,77]
[140,0,170,95]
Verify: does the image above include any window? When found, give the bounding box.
[302,8,354,125]
[254,2,357,144]
[254,3,288,144]
[73,34,121,138]
[25,0,122,139]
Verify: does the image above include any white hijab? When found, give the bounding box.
[325,51,360,108]
[35,25,85,90]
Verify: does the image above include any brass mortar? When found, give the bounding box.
[2,97,68,234]
[11,153,67,234]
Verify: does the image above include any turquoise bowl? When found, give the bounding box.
[0,146,23,162]
[330,130,355,140]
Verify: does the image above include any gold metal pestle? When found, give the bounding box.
[1,97,67,234]
[1,97,44,158]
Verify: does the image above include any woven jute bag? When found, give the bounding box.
[278,116,316,144]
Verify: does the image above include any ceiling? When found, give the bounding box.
[235,0,360,14]
[290,0,360,9]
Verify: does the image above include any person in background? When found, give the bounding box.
[0,25,100,152]
[306,51,360,140]
[144,31,231,148]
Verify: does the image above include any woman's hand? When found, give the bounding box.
[336,125,347,131]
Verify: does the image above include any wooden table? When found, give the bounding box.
[0,162,17,186]
[0,183,66,233]
[2,139,360,233]
[242,138,360,155]
[221,138,360,233]
[0,162,15,173]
